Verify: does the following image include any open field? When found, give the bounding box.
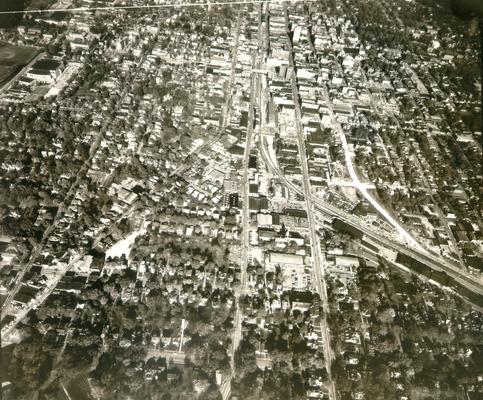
[0,42,39,86]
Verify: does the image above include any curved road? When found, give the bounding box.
[259,136,483,302]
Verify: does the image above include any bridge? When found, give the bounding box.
[258,134,483,308]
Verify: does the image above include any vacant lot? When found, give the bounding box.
[0,42,39,85]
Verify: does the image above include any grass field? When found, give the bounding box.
[0,41,39,85]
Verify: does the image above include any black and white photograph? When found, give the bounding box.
[0,0,482,399]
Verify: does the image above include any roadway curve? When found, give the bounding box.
[266,6,483,306]
[300,13,424,252]
[259,137,483,304]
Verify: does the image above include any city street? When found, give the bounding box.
[225,4,264,399]
[284,5,336,398]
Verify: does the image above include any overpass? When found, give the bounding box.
[258,135,483,307]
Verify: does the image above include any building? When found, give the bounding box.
[268,252,305,266]
[26,58,62,83]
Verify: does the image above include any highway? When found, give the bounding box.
[304,39,424,251]
[283,5,337,399]
[278,9,483,301]
[359,62,465,268]
[300,9,426,252]
[259,124,483,292]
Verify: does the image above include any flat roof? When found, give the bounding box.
[335,255,360,268]
[31,58,61,71]
[269,252,304,265]
[28,68,52,76]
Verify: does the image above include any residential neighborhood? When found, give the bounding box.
[0,0,481,399]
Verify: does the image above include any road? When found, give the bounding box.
[258,136,483,305]
[171,10,242,177]
[224,5,264,400]
[407,138,465,266]
[284,5,336,399]
[300,9,424,252]
[230,49,256,368]
[2,44,153,322]
[359,62,466,268]
[232,29,260,364]
[60,381,73,400]
[1,0,318,15]
[145,349,186,365]
[319,70,423,251]
[1,253,83,340]
[1,204,142,343]
[0,50,43,96]
[328,179,375,189]
[284,9,483,299]
[179,319,187,352]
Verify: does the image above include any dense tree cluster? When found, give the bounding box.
[328,262,482,400]
[4,227,237,398]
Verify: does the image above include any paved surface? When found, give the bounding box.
[358,61,466,268]
[172,12,242,177]
[318,63,423,251]
[0,51,44,96]
[224,6,264,400]
[1,47,153,328]
[1,254,82,340]
[259,138,483,304]
[284,6,336,399]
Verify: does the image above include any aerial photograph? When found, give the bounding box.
[0,0,481,399]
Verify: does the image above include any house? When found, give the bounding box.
[144,357,167,380]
